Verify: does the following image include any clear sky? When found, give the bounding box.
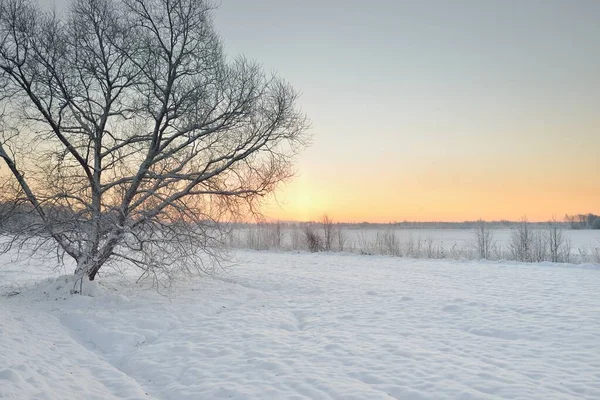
[40,0,600,222]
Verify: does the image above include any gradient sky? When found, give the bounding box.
[40,0,600,222]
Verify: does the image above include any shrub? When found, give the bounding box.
[304,225,323,253]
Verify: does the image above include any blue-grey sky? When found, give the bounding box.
[39,0,600,221]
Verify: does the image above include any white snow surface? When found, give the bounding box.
[1,251,600,399]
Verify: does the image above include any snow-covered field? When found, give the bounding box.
[1,251,600,399]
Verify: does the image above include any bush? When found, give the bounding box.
[509,218,533,262]
[475,219,494,260]
[374,230,402,256]
[304,226,323,253]
[547,219,569,263]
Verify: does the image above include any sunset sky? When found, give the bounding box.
[41,0,600,222]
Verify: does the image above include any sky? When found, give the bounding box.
[39,0,600,222]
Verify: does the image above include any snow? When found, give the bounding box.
[1,250,600,399]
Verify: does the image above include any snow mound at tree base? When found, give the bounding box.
[31,275,105,300]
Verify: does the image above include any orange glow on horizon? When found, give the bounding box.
[261,161,600,223]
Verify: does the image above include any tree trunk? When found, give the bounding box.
[88,266,100,281]
[75,260,101,281]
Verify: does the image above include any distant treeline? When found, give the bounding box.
[564,214,600,230]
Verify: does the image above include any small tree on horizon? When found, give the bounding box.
[0,0,309,283]
[321,213,335,251]
[475,219,494,260]
[547,217,568,263]
[509,217,533,262]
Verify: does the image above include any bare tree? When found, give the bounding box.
[509,217,533,262]
[335,224,347,252]
[290,223,302,251]
[531,230,547,262]
[303,223,322,253]
[547,217,568,263]
[593,245,600,264]
[0,0,309,283]
[271,220,283,250]
[321,213,335,251]
[375,229,401,256]
[474,219,494,260]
